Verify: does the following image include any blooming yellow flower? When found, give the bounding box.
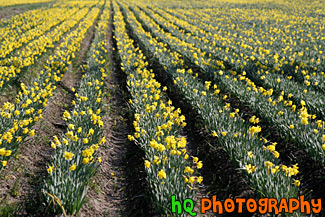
[144,160,150,168]
[245,164,256,174]
[150,140,158,149]
[248,126,261,136]
[51,142,56,149]
[158,169,166,179]
[184,166,194,174]
[63,138,68,145]
[5,150,12,157]
[47,165,54,174]
[158,144,166,152]
[64,151,74,160]
[83,158,90,164]
[271,166,280,174]
[301,118,308,125]
[265,161,274,169]
[188,176,195,184]
[128,135,135,141]
[23,128,29,134]
[301,100,306,106]
[0,148,6,156]
[294,180,301,186]
[69,164,76,171]
[197,161,203,169]
[197,176,203,184]
[153,156,160,165]
[29,130,35,137]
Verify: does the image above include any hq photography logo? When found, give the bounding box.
[171,195,322,216]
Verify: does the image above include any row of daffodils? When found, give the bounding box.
[119,0,300,205]
[113,1,202,215]
[43,1,108,214]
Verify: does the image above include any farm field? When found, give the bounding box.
[0,0,324,216]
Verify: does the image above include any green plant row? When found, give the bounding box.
[113,1,201,215]
[42,1,108,214]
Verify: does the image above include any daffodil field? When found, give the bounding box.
[0,0,324,216]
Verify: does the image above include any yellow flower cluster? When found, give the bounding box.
[54,1,99,8]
